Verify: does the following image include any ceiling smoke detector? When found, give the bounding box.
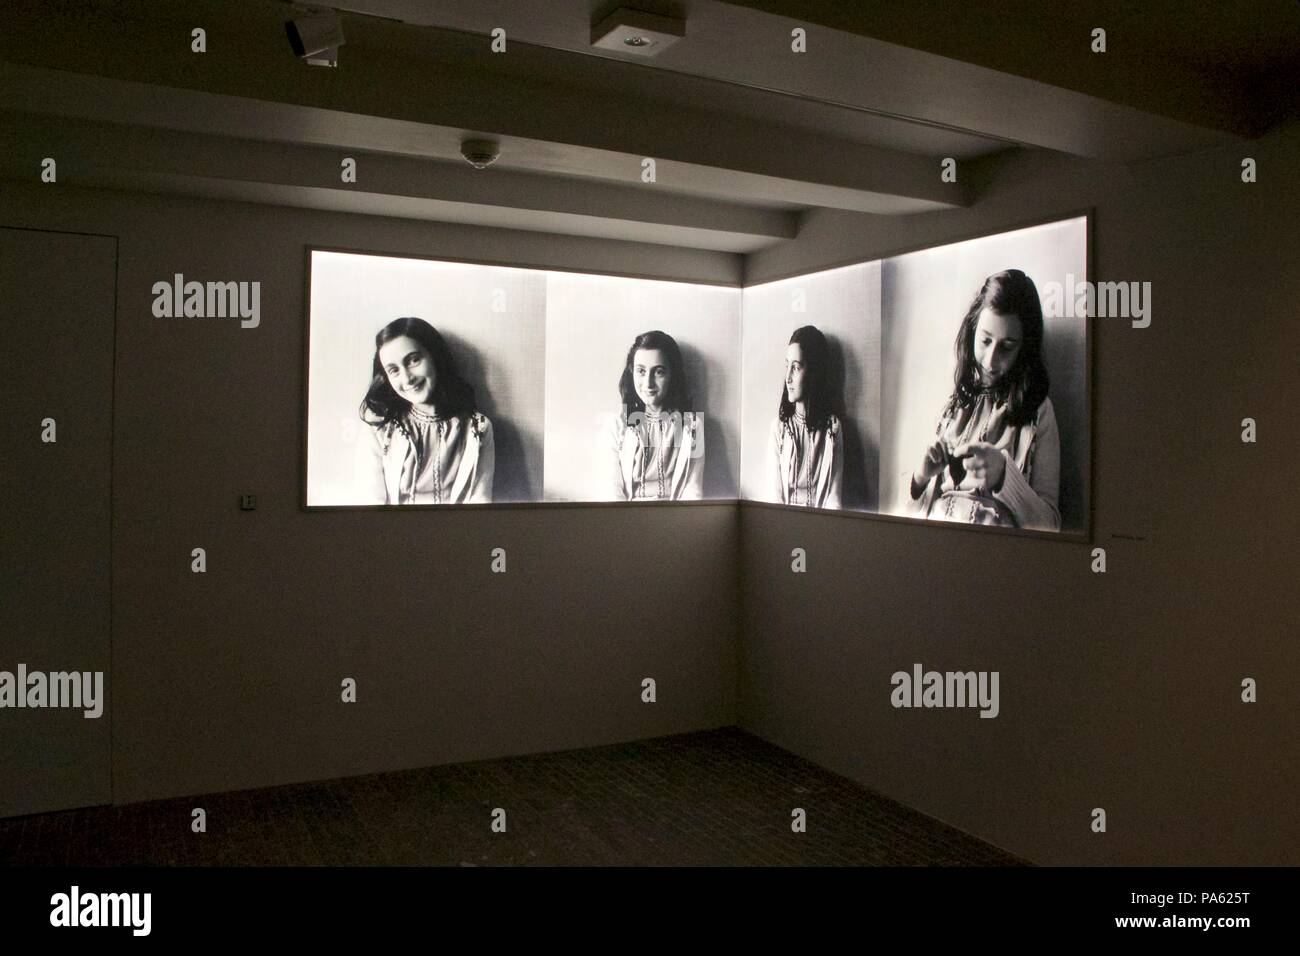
[591,8,685,57]
[460,138,500,170]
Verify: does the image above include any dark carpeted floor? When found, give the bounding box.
[0,727,1026,866]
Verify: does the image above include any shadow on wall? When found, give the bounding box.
[443,331,538,503]
[681,340,736,498]
[825,332,876,512]
[1041,331,1088,533]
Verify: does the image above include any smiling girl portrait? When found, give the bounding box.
[605,329,704,501]
[357,316,494,505]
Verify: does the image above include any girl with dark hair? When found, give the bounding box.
[605,330,704,500]
[909,269,1060,529]
[765,325,843,508]
[356,317,494,504]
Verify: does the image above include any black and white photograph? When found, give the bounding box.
[741,261,882,511]
[542,271,742,502]
[305,250,547,506]
[878,217,1090,534]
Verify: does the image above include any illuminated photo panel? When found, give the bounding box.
[542,272,742,502]
[741,261,882,512]
[304,215,1088,536]
[306,251,547,506]
[879,216,1090,534]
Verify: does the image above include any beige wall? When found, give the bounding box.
[740,122,1300,865]
[1,185,740,807]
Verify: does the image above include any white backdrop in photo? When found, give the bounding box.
[879,217,1089,532]
[306,251,547,505]
[543,272,742,501]
[740,261,881,510]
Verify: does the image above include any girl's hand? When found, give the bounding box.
[954,441,1006,492]
[913,438,946,487]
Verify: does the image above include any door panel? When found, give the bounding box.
[0,227,115,818]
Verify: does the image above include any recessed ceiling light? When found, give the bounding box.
[591,8,684,57]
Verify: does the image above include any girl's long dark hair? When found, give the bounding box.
[946,270,1049,427]
[359,317,477,426]
[778,325,835,433]
[618,330,692,414]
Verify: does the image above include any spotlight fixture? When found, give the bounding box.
[591,8,685,57]
[286,8,345,67]
[460,138,500,170]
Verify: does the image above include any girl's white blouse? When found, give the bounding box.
[358,405,494,504]
[605,409,705,501]
[766,412,843,508]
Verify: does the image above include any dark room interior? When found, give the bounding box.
[2,0,1297,938]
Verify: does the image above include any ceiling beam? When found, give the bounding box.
[0,5,972,215]
[2,108,799,252]
[324,0,1250,159]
